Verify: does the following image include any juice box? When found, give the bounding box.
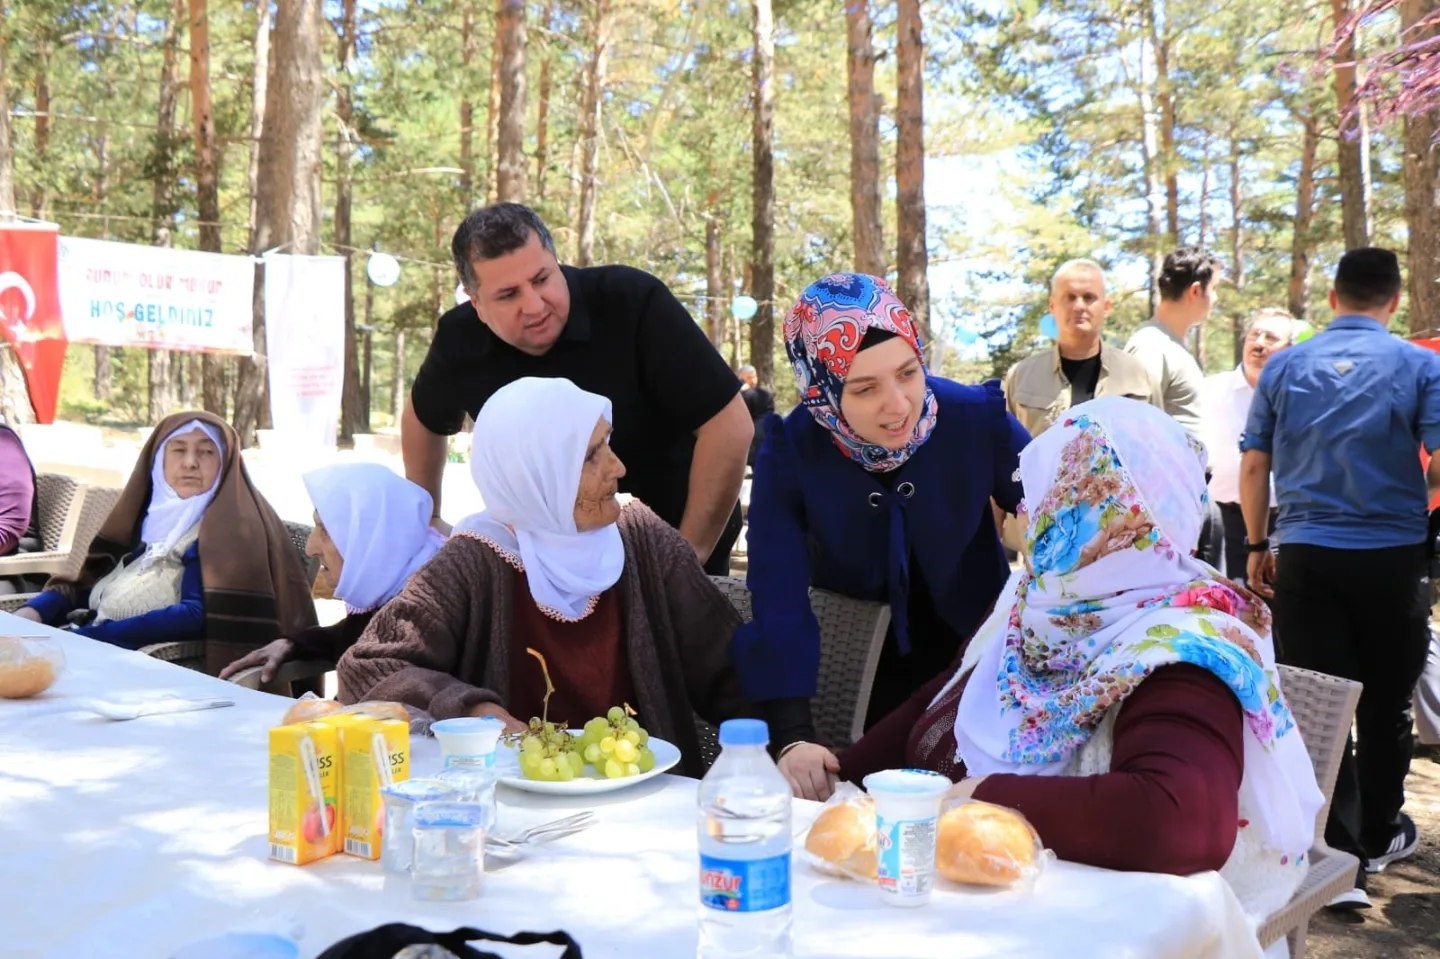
[267,721,340,865]
[319,713,410,859]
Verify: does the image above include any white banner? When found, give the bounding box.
[263,254,345,454]
[56,236,255,353]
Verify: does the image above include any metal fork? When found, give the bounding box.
[485,811,596,850]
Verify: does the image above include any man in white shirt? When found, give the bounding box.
[1127,246,1225,563]
[1200,308,1297,581]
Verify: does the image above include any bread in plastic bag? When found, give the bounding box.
[935,797,1049,890]
[280,692,412,726]
[798,781,878,881]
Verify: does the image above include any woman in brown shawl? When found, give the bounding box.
[16,411,316,673]
[337,378,747,777]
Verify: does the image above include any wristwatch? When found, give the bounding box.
[1244,538,1270,553]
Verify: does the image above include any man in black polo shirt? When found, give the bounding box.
[403,202,752,574]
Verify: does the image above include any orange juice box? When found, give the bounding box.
[267,721,340,865]
[318,713,409,859]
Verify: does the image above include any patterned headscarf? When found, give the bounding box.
[942,397,1321,865]
[783,273,938,471]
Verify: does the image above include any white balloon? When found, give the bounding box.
[366,252,401,287]
[0,271,37,323]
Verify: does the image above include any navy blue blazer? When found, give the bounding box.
[732,377,1028,703]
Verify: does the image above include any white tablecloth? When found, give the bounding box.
[0,613,1262,959]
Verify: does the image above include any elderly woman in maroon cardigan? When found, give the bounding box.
[783,398,1322,923]
[337,377,747,777]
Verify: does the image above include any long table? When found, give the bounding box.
[1,613,1263,959]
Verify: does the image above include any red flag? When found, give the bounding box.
[0,224,68,423]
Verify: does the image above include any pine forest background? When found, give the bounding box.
[0,0,1436,440]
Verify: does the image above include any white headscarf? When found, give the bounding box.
[453,377,625,620]
[137,419,225,568]
[302,463,446,614]
[944,397,1322,863]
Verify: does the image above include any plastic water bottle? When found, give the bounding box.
[697,718,793,958]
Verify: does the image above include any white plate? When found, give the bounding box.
[495,730,681,796]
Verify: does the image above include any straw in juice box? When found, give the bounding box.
[324,714,409,859]
[268,722,340,865]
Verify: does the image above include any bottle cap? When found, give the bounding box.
[718,718,770,747]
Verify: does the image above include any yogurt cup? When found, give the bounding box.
[863,768,952,907]
[431,716,506,768]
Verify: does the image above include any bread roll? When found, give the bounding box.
[346,701,410,723]
[281,698,343,725]
[936,801,1038,887]
[804,798,878,879]
[0,656,56,698]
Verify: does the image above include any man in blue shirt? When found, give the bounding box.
[1240,247,1440,909]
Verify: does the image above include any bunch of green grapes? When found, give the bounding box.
[515,719,584,782]
[575,705,656,779]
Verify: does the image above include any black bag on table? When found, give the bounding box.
[317,924,582,959]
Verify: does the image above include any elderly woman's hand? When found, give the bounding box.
[944,776,989,804]
[778,742,840,801]
[469,700,527,733]
[12,607,41,623]
[218,638,295,683]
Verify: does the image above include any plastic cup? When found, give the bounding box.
[430,716,505,768]
[379,778,463,874]
[863,768,952,907]
[411,801,487,901]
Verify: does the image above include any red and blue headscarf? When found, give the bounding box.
[783,273,938,472]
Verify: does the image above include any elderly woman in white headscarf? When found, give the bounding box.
[18,411,315,668]
[337,377,747,776]
[219,463,446,683]
[785,397,1323,923]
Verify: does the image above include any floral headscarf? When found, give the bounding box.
[943,396,1321,864]
[782,273,938,471]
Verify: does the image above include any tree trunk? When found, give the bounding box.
[495,0,527,203]
[1331,0,1372,248]
[391,327,406,425]
[1228,123,1246,366]
[705,207,724,347]
[0,2,29,424]
[247,0,269,249]
[94,129,113,404]
[0,0,13,217]
[575,0,612,266]
[1137,19,1164,317]
[30,45,49,220]
[1151,8,1179,244]
[459,4,476,205]
[846,0,884,276]
[1287,111,1320,319]
[534,0,556,201]
[1402,0,1440,335]
[895,0,931,343]
[335,0,363,441]
[189,0,228,418]
[749,0,776,390]
[239,0,326,444]
[148,0,185,423]
[486,20,502,204]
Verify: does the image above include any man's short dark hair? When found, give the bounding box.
[1333,247,1402,310]
[1157,246,1223,301]
[451,202,557,293]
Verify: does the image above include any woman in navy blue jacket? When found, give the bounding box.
[732,274,1028,797]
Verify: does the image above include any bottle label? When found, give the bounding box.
[876,815,937,898]
[699,852,791,913]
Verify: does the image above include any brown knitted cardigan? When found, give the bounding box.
[337,500,746,777]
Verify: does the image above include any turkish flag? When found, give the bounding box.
[0,224,68,423]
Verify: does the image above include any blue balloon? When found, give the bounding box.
[730,295,758,321]
[1039,313,1058,340]
[954,328,979,346]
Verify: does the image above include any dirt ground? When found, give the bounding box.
[1308,744,1440,958]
